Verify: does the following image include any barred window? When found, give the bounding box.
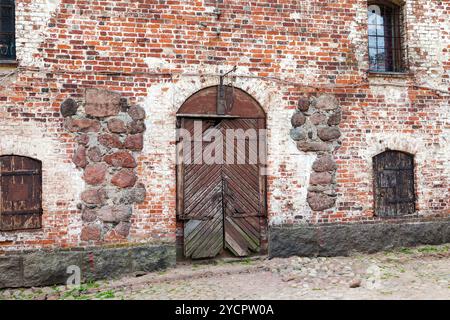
[0,0,15,61]
[368,1,406,72]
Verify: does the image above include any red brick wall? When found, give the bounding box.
[0,0,448,251]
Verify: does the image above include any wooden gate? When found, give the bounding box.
[0,155,43,231]
[176,86,267,259]
[373,150,415,217]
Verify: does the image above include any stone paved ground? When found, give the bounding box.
[1,245,449,300]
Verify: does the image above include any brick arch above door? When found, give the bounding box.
[177,85,266,119]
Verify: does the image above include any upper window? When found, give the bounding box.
[368,1,406,72]
[0,155,43,231]
[0,0,15,61]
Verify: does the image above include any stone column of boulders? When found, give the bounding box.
[290,94,342,212]
[61,88,147,242]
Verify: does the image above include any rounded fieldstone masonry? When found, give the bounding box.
[114,222,132,238]
[98,205,132,223]
[107,118,127,133]
[307,192,337,211]
[83,163,107,185]
[127,120,146,134]
[328,110,342,126]
[310,113,327,126]
[81,188,108,206]
[98,133,123,149]
[317,126,341,141]
[124,134,144,151]
[104,151,137,168]
[87,146,103,162]
[81,224,102,241]
[291,113,306,128]
[64,89,147,243]
[112,184,147,205]
[314,94,339,111]
[297,141,330,152]
[289,93,342,212]
[76,134,90,146]
[60,98,78,117]
[297,96,310,112]
[112,169,138,188]
[85,88,121,118]
[72,146,87,168]
[128,105,146,121]
[312,155,337,172]
[290,127,307,141]
[310,172,333,185]
[65,118,101,133]
[81,208,98,223]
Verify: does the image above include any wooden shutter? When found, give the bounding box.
[0,155,43,231]
[373,151,415,217]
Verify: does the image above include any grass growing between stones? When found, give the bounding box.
[397,247,414,254]
[383,244,449,257]
[95,290,115,299]
[417,245,449,254]
[60,282,100,300]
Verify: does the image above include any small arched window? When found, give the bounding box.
[373,151,415,217]
[0,0,15,61]
[0,155,43,231]
[368,1,406,72]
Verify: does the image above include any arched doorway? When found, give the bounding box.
[176,86,267,259]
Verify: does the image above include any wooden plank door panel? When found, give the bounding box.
[374,151,415,217]
[184,214,223,259]
[224,216,260,257]
[183,164,222,220]
[178,117,266,259]
[221,119,262,256]
[180,119,225,259]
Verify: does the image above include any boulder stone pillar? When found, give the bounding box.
[290,94,342,212]
[61,89,147,242]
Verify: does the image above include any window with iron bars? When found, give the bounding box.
[368,1,407,73]
[0,0,15,61]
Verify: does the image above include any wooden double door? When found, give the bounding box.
[177,117,267,259]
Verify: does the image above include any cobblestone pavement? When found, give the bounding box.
[1,245,449,300]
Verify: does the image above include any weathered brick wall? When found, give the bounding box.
[0,0,448,252]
